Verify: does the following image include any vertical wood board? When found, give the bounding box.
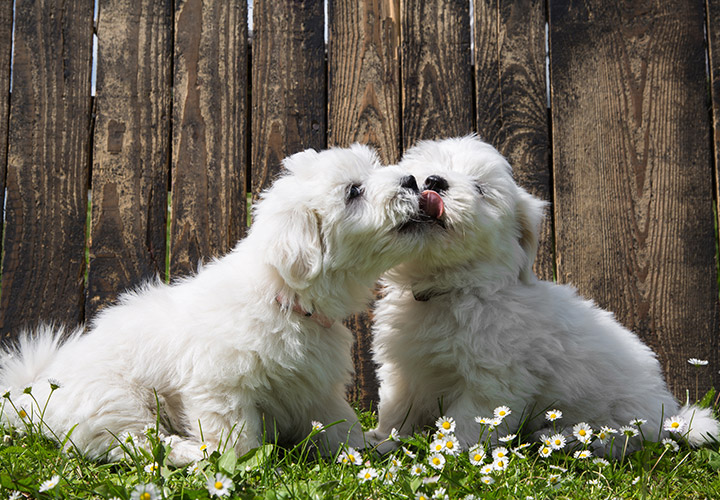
[171,0,248,277]
[473,0,553,280]
[0,0,93,336]
[87,0,172,317]
[550,1,719,397]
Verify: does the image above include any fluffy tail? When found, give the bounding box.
[0,325,76,392]
[677,405,720,447]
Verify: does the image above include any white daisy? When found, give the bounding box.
[468,445,486,465]
[592,457,610,467]
[474,416,493,425]
[498,433,516,443]
[130,483,161,500]
[492,446,509,460]
[39,475,60,492]
[357,467,378,483]
[479,464,495,475]
[539,434,552,447]
[548,465,567,472]
[410,463,426,476]
[435,416,456,433]
[549,433,566,450]
[573,449,592,459]
[538,444,552,458]
[187,462,202,475]
[572,422,593,443]
[428,453,446,470]
[402,446,417,459]
[494,405,512,420]
[144,462,159,474]
[415,492,430,500]
[619,425,639,437]
[663,416,687,434]
[338,447,363,466]
[630,418,647,427]
[595,426,617,443]
[311,420,325,433]
[440,435,461,455]
[662,438,680,452]
[206,473,233,497]
[587,479,600,485]
[429,439,445,454]
[688,358,709,366]
[547,473,562,486]
[480,475,495,485]
[545,409,563,421]
[389,428,400,441]
[432,486,447,499]
[492,457,509,471]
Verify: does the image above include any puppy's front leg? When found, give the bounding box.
[311,386,364,453]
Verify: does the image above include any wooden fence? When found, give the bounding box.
[0,0,718,408]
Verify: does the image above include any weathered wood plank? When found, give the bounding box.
[171,0,248,277]
[0,1,12,223]
[473,0,553,280]
[707,0,720,302]
[550,0,719,398]
[401,0,473,149]
[0,0,93,337]
[328,0,401,164]
[251,0,325,197]
[87,0,172,317]
[328,0,401,408]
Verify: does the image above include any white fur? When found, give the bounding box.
[370,135,719,454]
[0,144,428,464]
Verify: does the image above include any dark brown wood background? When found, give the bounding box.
[0,0,718,406]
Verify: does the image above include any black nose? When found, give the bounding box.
[424,175,449,193]
[400,175,419,193]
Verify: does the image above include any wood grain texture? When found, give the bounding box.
[328,0,401,164]
[401,0,473,149]
[473,0,553,280]
[708,0,720,276]
[0,1,12,223]
[251,0,325,197]
[171,0,248,277]
[550,0,719,397]
[0,0,93,337]
[87,0,172,318]
[328,0,401,408]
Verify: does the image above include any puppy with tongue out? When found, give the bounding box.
[369,135,718,455]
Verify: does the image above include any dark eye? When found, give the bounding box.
[476,183,485,196]
[347,184,363,202]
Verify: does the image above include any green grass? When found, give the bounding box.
[0,389,719,499]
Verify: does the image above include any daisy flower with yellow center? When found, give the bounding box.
[663,416,687,434]
[494,405,512,419]
[474,416,493,425]
[573,449,592,459]
[402,446,417,459]
[480,476,495,485]
[492,446,509,460]
[498,433,516,443]
[130,483,161,500]
[549,433,566,450]
[39,475,60,492]
[594,426,617,444]
[441,435,461,455]
[410,464,426,476]
[619,425,639,437]
[545,409,562,421]
[337,447,363,466]
[572,422,593,444]
[428,453,446,470]
[662,438,680,452]
[479,463,495,475]
[430,439,445,454]
[206,473,233,497]
[416,491,430,500]
[547,474,562,486]
[492,457,508,471]
[144,463,159,474]
[468,445,486,465]
[357,467,378,483]
[538,445,552,458]
[311,421,325,433]
[435,416,456,433]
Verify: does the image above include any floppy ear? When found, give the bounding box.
[515,188,547,283]
[268,206,324,290]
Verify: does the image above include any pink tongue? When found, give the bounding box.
[421,190,444,219]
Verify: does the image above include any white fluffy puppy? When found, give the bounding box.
[0,144,428,464]
[370,135,718,454]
